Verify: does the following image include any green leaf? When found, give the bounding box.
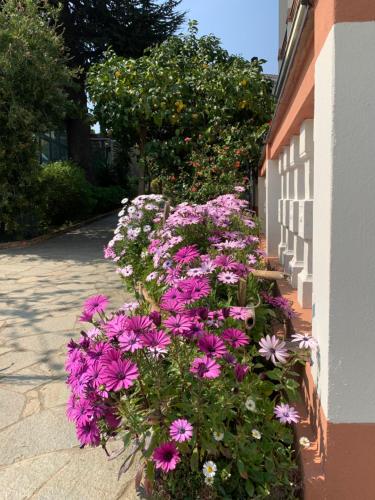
[245,479,255,497]
[237,459,248,479]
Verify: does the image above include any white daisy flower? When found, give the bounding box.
[204,476,214,486]
[251,429,261,440]
[299,436,311,449]
[213,431,224,442]
[245,397,256,412]
[202,461,217,478]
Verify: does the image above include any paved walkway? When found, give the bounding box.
[0,216,138,500]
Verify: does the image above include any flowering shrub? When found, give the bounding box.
[66,193,314,498]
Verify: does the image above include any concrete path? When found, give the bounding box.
[0,216,138,500]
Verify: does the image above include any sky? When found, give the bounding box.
[178,0,279,75]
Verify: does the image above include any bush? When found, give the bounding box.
[39,161,95,226]
[0,0,73,236]
[90,185,126,214]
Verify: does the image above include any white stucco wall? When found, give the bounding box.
[313,22,375,423]
[258,176,266,232]
[265,160,281,257]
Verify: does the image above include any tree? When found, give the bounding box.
[87,22,274,199]
[49,0,185,178]
[0,0,73,235]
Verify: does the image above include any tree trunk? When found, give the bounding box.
[66,82,94,182]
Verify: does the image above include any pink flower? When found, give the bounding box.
[83,295,109,316]
[76,420,100,446]
[104,245,116,260]
[87,341,110,362]
[234,363,249,381]
[173,245,200,264]
[184,137,192,143]
[104,315,128,338]
[178,277,211,302]
[229,307,249,321]
[126,315,153,335]
[217,271,239,284]
[222,328,249,348]
[152,442,181,472]
[163,315,193,335]
[118,332,142,352]
[79,310,94,323]
[213,255,237,270]
[141,330,171,355]
[100,358,139,391]
[190,355,221,379]
[207,310,224,328]
[274,403,300,424]
[259,335,289,364]
[198,334,227,358]
[160,298,186,313]
[169,419,193,442]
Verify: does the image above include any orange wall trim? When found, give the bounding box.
[266,251,375,500]
[267,0,375,161]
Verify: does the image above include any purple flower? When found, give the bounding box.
[217,271,239,284]
[198,334,227,358]
[86,341,110,362]
[229,307,249,321]
[222,328,249,348]
[190,355,221,379]
[76,420,100,446]
[291,333,318,351]
[223,352,237,365]
[169,419,193,443]
[152,442,180,472]
[79,310,94,323]
[178,277,211,302]
[118,332,143,353]
[100,358,139,391]
[149,311,162,327]
[83,295,109,316]
[213,255,237,270]
[126,315,153,335]
[141,330,171,355]
[160,298,186,313]
[261,293,296,319]
[274,403,300,424]
[104,315,129,338]
[234,363,249,382]
[70,398,95,426]
[163,315,193,335]
[259,335,289,364]
[104,245,116,260]
[173,245,200,264]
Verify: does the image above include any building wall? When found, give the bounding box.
[260,1,375,497]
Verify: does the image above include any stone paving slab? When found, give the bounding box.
[0,216,137,499]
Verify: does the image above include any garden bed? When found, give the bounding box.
[66,192,316,498]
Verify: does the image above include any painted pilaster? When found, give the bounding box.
[265,159,281,257]
[297,119,314,307]
[313,22,375,423]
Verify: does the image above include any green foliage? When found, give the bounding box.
[39,161,126,226]
[39,161,95,226]
[91,185,126,214]
[88,22,273,201]
[0,0,73,235]
[53,0,185,71]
